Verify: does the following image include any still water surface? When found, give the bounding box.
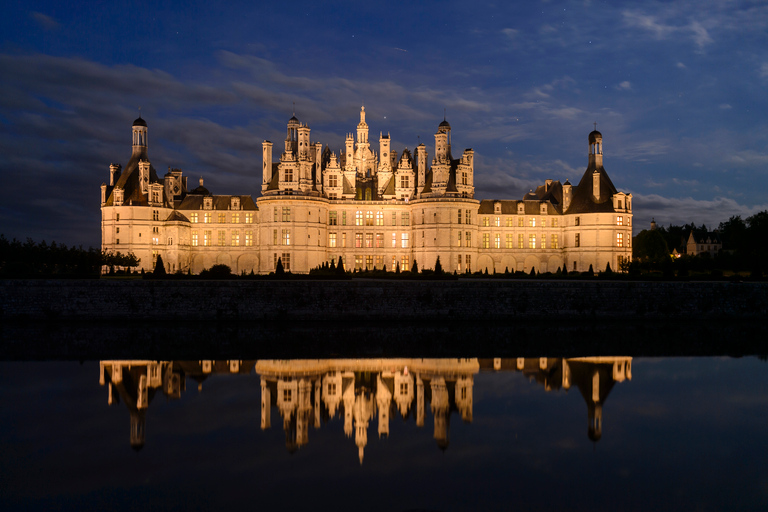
[1,356,766,511]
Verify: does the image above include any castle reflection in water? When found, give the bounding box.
[99,357,631,462]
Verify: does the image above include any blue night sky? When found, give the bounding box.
[1,1,767,247]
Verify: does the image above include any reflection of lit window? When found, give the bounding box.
[495,217,500,227]
[483,217,489,227]
[465,232,471,247]
[458,232,462,247]
[518,217,524,227]
[506,234,513,248]
[283,389,291,401]
[375,255,383,268]
[355,255,363,270]
[507,218,514,227]
[400,382,408,394]
[518,234,524,249]
[552,218,558,227]
[457,254,462,272]
[402,212,410,226]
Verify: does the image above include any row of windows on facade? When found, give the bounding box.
[189,230,254,247]
[189,212,254,224]
[319,255,474,273]
[273,207,628,229]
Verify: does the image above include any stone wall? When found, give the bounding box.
[1,279,766,321]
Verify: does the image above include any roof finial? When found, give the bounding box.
[594,121,597,131]
[292,102,295,116]
[444,108,446,121]
[138,106,142,119]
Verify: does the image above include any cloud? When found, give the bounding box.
[622,10,714,51]
[676,62,686,69]
[631,194,768,232]
[616,81,632,91]
[501,28,519,39]
[760,63,768,80]
[30,12,59,30]
[718,104,732,110]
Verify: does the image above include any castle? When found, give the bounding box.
[100,108,632,274]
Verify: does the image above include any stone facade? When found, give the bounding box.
[100,110,632,274]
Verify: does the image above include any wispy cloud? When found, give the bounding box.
[30,12,59,30]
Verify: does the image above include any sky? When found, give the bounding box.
[1,0,767,248]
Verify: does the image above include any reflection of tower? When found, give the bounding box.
[377,374,392,438]
[322,371,343,418]
[567,357,632,442]
[260,377,271,430]
[130,410,146,451]
[430,377,450,450]
[296,378,312,447]
[455,376,473,423]
[416,375,425,427]
[353,390,374,465]
[394,371,414,417]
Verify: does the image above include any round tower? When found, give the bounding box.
[132,116,148,157]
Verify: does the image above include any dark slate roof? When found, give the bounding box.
[104,150,160,206]
[382,175,395,196]
[176,194,258,211]
[445,159,459,194]
[133,116,147,127]
[478,199,558,215]
[421,169,433,194]
[266,164,280,191]
[342,176,355,195]
[166,211,190,222]
[564,164,618,215]
[589,130,602,143]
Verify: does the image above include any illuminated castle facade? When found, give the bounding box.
[100,109,632,274]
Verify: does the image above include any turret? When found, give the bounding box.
[132,116,147,157]
[285,115,300,155]
[563,180,572,211]
[588,128,603,168]
[262,141,273,193]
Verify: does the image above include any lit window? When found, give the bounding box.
[204,230,211,246]
[204,213,211,223]
[617,216,624,226]
[231,230,239,246]
[355,255,363,270]
[506,218,513,227]
[366,211,374,226]
[192,231,198,246]
[282,229,290,246]
[366,255,373,270]
[329,211,337,225]
[356,211,363,226]
[401,233,409,248]
[376,233,383,248]
[376,211,384,226]
[329,174,338,187]
[356,233,363,248]
[458,231,462,247]
[245,231,253,246]
[529,217,536,227]
[495,217,500,227]
[282,253,290,271]
[617,233,624,247]
[400,256,409,271]
[528,234,536,249]
[152,237,159,245]
[457,254,462,272]
[458,209,462,224]
[465,232,471,247]
[392,212,397,226]
[518,217,524,227]
[218,213,226,223]
[402,212,410,225]
[218,230,225,246]
[465,210,471,224]
[551,218,558,227]
[376,255,384,268]
[482,234,490,249]
[342,211,347,225]
[232,213,240,224]
[483,217,489,227]
[329,233,337,248]
[342,233,346,247]
[191,213,199,223]
[506,234,513,249]
[541,236,546,249]
[518,234,524,249]
[366,233,373,248]
[551,234,559,249]
[495,234,501,249]
[245,213,253,224]
[282,207,291,222]
[273,229,278,245]
[466,255,471,272]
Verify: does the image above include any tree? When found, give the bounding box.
[336,256,345,275]
[275,257,285,276]
[633,229,670,263]
[412,260,419,273]
[153,254,166,276]
[604,262,612,274]
[434,256,443,275]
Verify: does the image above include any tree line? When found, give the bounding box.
[631,211,768,277]
[0,235,139,278]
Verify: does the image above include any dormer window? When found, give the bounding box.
[204,197,212,210]
[231,197,240,210]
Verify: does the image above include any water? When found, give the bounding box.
[1,356,766,511]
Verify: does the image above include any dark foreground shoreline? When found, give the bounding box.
[2,278,767,360]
